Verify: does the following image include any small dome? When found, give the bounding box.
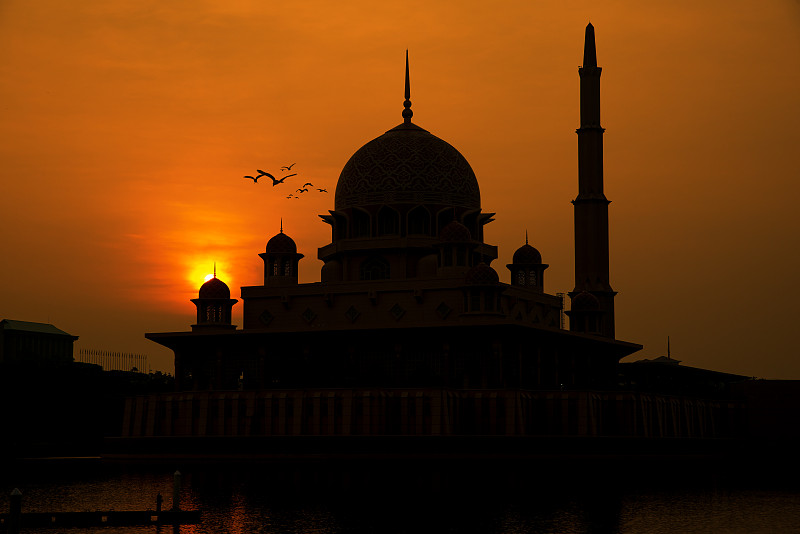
[266,231,297,254]
[439,220,472,242]
[572,291,600,311]
[320,259,343,283]
[465,262,499,285]
[512,243,542,265]
[199,277,231,299]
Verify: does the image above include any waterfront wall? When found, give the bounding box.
[120,389,742,440]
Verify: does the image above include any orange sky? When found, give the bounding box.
[1,1,799,376]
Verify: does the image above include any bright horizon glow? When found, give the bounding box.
[188,260,232,292]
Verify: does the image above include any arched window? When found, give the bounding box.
[352,209,371,238]
[528,270,537,286]
[284,260,292,276]
[360,256,390,280]
[407,206,431,236]
[272,261,279,276]
[517,271,525,286]
[377,206,399,236]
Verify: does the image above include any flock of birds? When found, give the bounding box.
[244,163,328,199]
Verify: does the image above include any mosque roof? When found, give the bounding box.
[334,52,480,211]
[0,319,75,337]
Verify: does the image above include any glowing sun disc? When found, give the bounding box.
[204,273,215,282]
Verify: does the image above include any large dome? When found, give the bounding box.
[335,122,481,211]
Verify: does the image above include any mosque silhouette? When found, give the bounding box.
[110,25,779,457]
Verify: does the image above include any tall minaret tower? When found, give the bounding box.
[568,23,616,338]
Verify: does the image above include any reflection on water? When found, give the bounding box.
[619,490,800,534]
[1,458,798,533]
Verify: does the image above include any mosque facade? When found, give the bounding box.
[117,27,744,451]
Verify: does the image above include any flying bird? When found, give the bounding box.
[244,175,259,183]
[317,188,328,193]
[259,172,297,186]
[302,182,314,188]
[281,163,296,171]
[296,188,309,193]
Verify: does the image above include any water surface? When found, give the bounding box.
[2,458,798,533]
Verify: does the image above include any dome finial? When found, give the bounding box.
[280,218,283,234]
[213,261,216,278]
[525,230,529,245]
[402,50,413,124]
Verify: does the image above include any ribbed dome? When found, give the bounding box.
[572,291,600,311]
[335,122,480,211]
[266,231,297,254]
[512,243,542,264]
[465,262,499,285]
[439,220,472,242]
[199,277,231,299]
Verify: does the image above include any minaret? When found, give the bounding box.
[569,23,616,338]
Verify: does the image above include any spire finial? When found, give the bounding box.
[213,262,216,278]
[402,50,413,124]
[280,218,283,234]
[525,230,529,245]
[583,23,597,68]
[667,336,671,359]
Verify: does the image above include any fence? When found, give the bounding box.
[75,348,148,372]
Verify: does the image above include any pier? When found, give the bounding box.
[0,509,201,530]
[0,471,200,532]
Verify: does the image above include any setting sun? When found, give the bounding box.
[188,261,231,291]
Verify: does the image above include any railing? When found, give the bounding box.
[74,348,148,372]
